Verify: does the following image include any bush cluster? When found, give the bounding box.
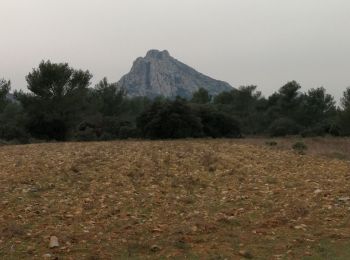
[1,61,350,143]
[137,99,241,139]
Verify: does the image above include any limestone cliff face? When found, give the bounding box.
[117,50,233,99]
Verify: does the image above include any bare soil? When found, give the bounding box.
[1,139,350,259]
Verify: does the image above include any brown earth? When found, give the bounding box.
[1,139,350,259]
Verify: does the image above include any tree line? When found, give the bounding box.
[1,60,350,143]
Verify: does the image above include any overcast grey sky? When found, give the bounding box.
[1,0,349,100]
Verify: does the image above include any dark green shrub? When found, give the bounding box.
[0,124,30,143]
[191,88,211,104]
[75,115,103,141]
[301,122,341,137]
[137,99,203,139]
[268,118,300,137]
[102,118,138,139]
[265,141,278,146]
[0,103,29,143]
[26,116,68,141]
[292,141,308,154]
[300,126,325,138]
[196,106,241,138]
[326,123,341,136]
[75,116,139,141]
[118,125,139,139]
[75,126,99,141]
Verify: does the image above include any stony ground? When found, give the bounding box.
[1,139,350,259]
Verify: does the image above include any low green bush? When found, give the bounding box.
[265,141,278,146]
[292,141,308,154]
[269,118,300,137]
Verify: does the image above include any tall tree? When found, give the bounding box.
[341,87,350,111]
[339,87,350,135]
[0,79,11,112]
[92,77,125,116]
[264,81,303,135]
[191,88,211,104]
[276,81,303,119]
[299,87,336,127]
[17,61,92,140]
[214,86,266,133]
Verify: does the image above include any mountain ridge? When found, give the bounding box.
[117,50,233,99]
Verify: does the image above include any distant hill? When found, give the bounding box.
[117,50,233,99]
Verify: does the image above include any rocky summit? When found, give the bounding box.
[117,50,233,99]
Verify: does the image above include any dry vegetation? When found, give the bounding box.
[1,139,350,259]
[238,137,350,161]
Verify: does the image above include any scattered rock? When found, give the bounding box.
[29,187,39,193]
[151,228,163,233]
[49,236,59,248]
[294,224,307,230]
[71,166,79,173]
[337,197,350,203]
[43,253,52,259]
[314,189,322,194]
[239,250,253,258]
[26,246,35,254]
[150,244,161,252]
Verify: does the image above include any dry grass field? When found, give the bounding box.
[1,139,350,259]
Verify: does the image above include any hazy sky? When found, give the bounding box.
[1,0,350,100]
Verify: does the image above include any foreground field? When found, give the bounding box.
[1,140,350,259]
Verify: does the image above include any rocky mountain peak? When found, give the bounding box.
[145,49,170,60]
[117,49,233,99]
